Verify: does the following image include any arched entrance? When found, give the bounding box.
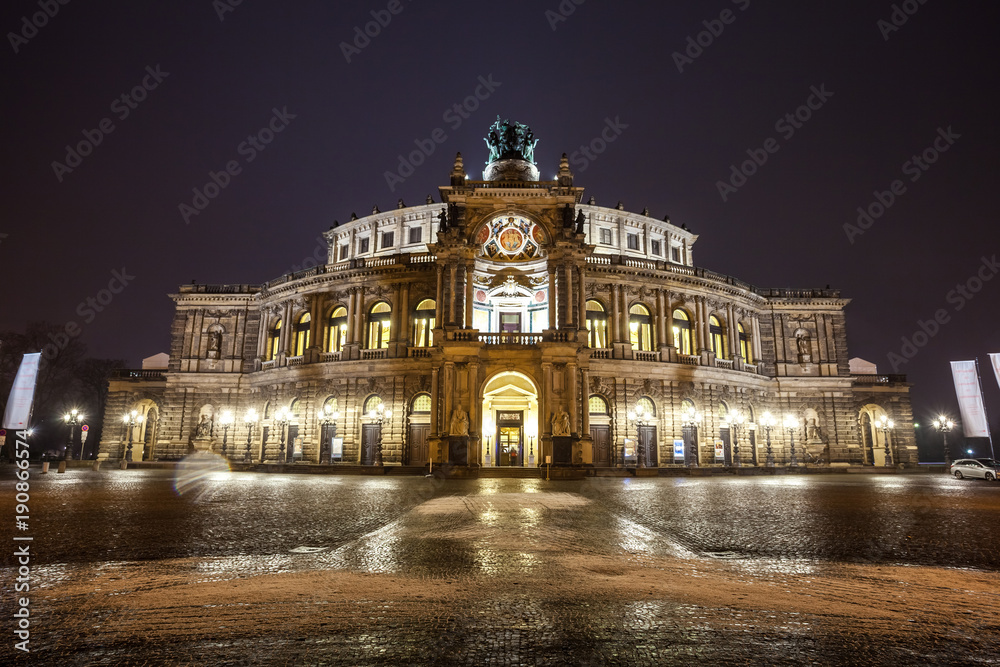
[480,371,539,467]
[859,404,890,466]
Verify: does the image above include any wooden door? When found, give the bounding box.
[361,424,380,465]
[591,425,611,466]
[408,424,429,465]
[638,425,657,467]
[286,425,299,463]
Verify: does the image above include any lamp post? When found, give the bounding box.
[319,403,341,464]
[528,434,536,467]
[681,406,702,467]
[932,415,954,465]
[243,408,258,463]
[877,414,895,467]
[627,404,654,468]
[122,410,143,464]
[218,410,234,459]
[275,406,291,463]
[728,412,746,467]
[368,402,392,466]
[63,408,83,461]
[783,414,800,467]
[759,411,776,467]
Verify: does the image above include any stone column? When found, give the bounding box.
[564,263,574,328]
[568,362,579,435]
[399,282,410,347]
[468,361,480,465]
[610,284,621,343]
[752,314,763,363]
[448,264,458,326]
[308,294,323,354]
[464,261,475,329]
[435,265,444,326]
[548,267,557,329]
[727,304,739,360]
[580,368,591,435]
[577,265,587,332]
[345,289,356,345]
[619,285,630,343]
[430,366,440,434]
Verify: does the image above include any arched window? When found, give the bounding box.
[288,398,301,420]
[672,309,692,355]
[718,401,730,422]
[586,300,608,349]
[629,304,653,351]
[636,397,656,416]
[738,322,752,363]
[323,396,339,413]
[263,401,271,419]
[412,299,436,347]
[709,315,727,359]
[412,393,431,413]
[293,313,311,356]
[266,319,281,361]
[364,395,383,414]
[589,395,609,415]
[326,307,347,353]
[367,302,391,349]
[681,398,696,413]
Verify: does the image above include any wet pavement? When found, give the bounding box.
[2,468,999,665]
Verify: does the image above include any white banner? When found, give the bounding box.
[950,360,990,438]
[3,353,41,430]
[990,353,1000,391]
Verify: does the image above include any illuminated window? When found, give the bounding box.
[266,319,281,361]
[293,313,311,356]
[412,299,436,347]
[589,395,609,415]
[586,300,608,348]
[629,304,653,351]
[626,233,639,250]
[326,307,347,353]
[288,398,300,419]
[599,228,612,245]
[367,302,391,349]
[381,231,394,249]
[738,322,752,363]
[412,394,431,413]
[323,397,338,413]
[672,309,692,355]
[710,316,727,359]
[637,397,655,416]
[364,395,383,414]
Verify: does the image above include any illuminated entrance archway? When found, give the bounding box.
[481,371,539,467]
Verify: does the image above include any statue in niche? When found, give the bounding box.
[207,331,222,359]
[438,207,449,231]
[195,414,212,438]
[795,332,812,363]
[806,417,821,442]
[552,410,570,437]
[450,407,469,436]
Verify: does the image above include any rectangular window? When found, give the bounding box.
[671,245,681,263]
[627,233,639,250]
[381,231,394,249]
[339,244,349,261]
[650,240,661,256]
[599,228,612,245]
[408,227,422,244]
[359,237,370,254]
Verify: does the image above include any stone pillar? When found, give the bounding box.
[727,304,739,360]
[610,284,621,343]
[580,368,591,435]
[577,265,587,333]
[568,362,579,435]
[279,301,293,357]
[448,264,458,326]
[430,366,440,434]
[541,362,553,461]
[564,263,574,328]
[468,361,480,464]
[752,314,763,363]
[435,265,444,326]
[548,267,557,330]
[308,294,323,355]
[345,289,356,345]
[464,261,475,329]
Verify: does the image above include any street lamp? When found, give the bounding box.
[932,415,954,464]
[626,404,654,467]
[759,411,776,467]
[876,414,895,467]
[275,406,291,463]
[63,408,83,461]
[319,403,341,464]
[368,402,392,466]
[121,409,144,463]
[218,410,234,459]
[783,414,800,467]
[727,412,746,467]
[681,406,702,467]
[243,408,259,463]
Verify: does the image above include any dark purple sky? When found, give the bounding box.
[2,0,998,444]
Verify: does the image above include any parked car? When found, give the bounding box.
[949,458,1000,480]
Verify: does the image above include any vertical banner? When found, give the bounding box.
[950,360,990,438]
[3,353,41,430]
[989,353,1000,391]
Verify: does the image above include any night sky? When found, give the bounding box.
[2,0,998,447]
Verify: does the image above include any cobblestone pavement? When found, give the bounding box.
[2,468,999,665]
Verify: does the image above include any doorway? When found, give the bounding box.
[638,425,658,467]
[591,425,611,466]
[408,423,429,465]
[480,371,539,467]
[361,423,380,465]
[497,411,523,466]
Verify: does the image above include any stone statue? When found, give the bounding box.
[450,407,469,436]
[438,207,449,231]
[195,414,212,438]
[807,418,821,442]
[797,334,810,356]
[483,116,538,164]
[575,210,586,234]
[207,332,221,358]
[552,410,570,437]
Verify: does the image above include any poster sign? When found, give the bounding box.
[3,353,41,430]
[714,440,725,461]
[989,353,1000,391]
[673,439,684,460]
[950,361,990,438]
[331,437,343,459]
[623,438,635,459]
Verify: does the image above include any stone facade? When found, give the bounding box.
[99,145,916,469]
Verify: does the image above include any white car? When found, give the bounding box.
[949,458,1000,481]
